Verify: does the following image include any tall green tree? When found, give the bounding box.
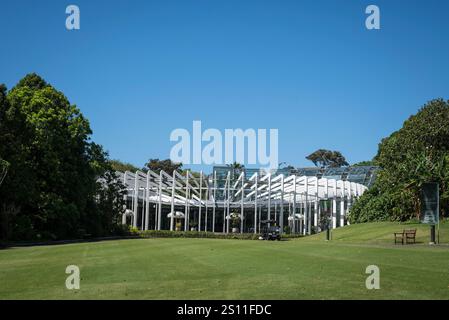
[349,99,449,223]
[0,74,124,240]
[0,84,10,186]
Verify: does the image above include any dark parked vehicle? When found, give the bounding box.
[260,220,281,241]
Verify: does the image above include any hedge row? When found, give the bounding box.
[136,230,302,240]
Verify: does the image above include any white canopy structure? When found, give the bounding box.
[117,169,367,235]
[167,211,185,219]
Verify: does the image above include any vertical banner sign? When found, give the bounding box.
[421,183,439,225]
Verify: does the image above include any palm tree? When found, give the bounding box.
[227,161,245,180]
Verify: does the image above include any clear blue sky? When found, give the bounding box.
[1,0,449,172]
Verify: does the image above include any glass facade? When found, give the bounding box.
[212,165,379,187]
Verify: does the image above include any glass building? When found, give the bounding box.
[116,165,369,236]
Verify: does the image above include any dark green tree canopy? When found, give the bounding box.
[0,85,10,186]
[143,158,182,174]
[110,159,140,173]
[349,99,449,223]
[0,74,125,241]
[15,73,49,90]
[306,149,349,168]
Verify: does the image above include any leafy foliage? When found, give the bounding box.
[227,161,245,179]
[306,149,349,168]
[0,74,125,241]
[143,158,182,174]
[0,86,10,186]
[110,159,140,173]
[349,99,449,223]
[137,229,301,240]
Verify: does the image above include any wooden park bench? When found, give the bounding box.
[394,229,417,244]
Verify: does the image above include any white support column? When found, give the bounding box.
[141,187,145,229]
[145,172,150,231]
[292,175,297,234]
[154,201,158,231]
[170,171,176,231]
[348,182,353,210]
[308,200,312,234]
[340,197,345,227]
[184,171,189,232]
[313,178,318,230]
[213,171,217,233]
[332,197,337,229]
[254,173,258,234]
[205,185,209,232]
[240,173,244,234]
[304,177,309,235]
[317,199,321,232]
[324,179,329,231]
[222,193,226,233]
[280,175,284,234]
[303,195,309,236]
[226,179,230,233]
[347,182,353,226]
[157,171,162,230]
[224,172,230,233]
[223,176,227,233]
[198,171,203,231]
[133,171,139,228]
[187,175,191,231]
[267,174,272,222]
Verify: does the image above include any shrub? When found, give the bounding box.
[137,230,301,240]
[128,226,140,235]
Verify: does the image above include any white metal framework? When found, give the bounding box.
[117,169,367,235]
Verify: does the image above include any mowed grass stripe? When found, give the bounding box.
[0,222,448,299]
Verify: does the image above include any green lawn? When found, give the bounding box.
[1,222,449,299]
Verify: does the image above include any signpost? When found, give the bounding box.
[420,183,439,244]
